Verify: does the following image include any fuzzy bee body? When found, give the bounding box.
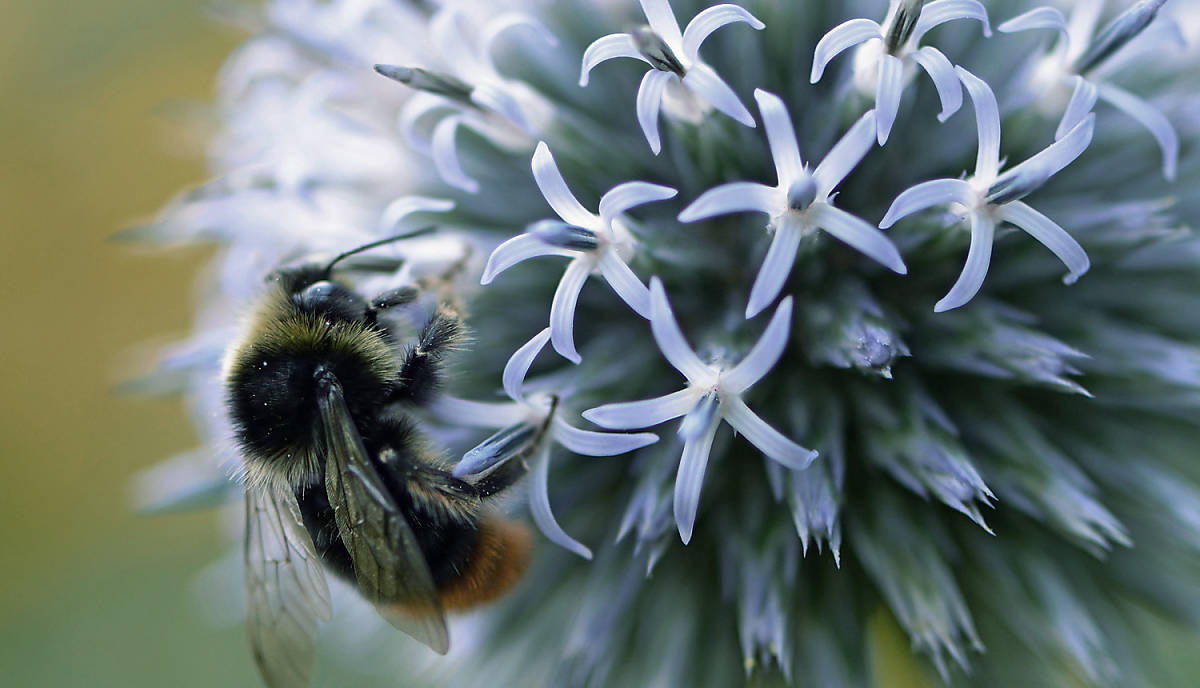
[226,246,530,688]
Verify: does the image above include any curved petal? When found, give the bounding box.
[432,115,479,193]
[678,182,780,222]
[378,196,454,234]
[723,397,818,470]
[428,396,526,428]
[682,4,765,60]
[649,277,710,382]
[997,6,1068,44]
[956,66,1002,184]
[810,18,883,83]
[637,69,674,155]
[746,215,803,318]
[875,54,905,145]
[597,250,652,318]
[470,82,532,134]
[912,0,992,45]
[398,92,453,154]
[599,181,678,229]
[911,46,962,122]
[580,33,648,86]
[532,142,596,227]
[682,63,755,128]
[1004,113,1094,183]
[935,211,995,312]
[724,296,792,393]
[813,109,877,198]
[674,416,719,544]
[1096,83,1179,181]
[549,259,592,364]
[553,416,659,456]
[810,204,907,274]
[998,201,1090,284]
[529,445,592,559]
[483,12,558,60]
[503,328,551,402]
[754,89,805,184]
[879,178,974,227]
[583,388,698,429]
[1056,76,1098,140]
[639,0,684,51]
[481,232,573,284]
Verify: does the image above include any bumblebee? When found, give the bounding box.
[226,235,531,687]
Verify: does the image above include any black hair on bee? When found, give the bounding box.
[227,231,534,688]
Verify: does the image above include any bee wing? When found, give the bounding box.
[316,376,451,655]
[243,486,333,688]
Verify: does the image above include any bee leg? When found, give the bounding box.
[370,286,419,311]
[389,307,464,405]
[472,457,530,498]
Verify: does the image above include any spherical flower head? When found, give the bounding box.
[144,0,1200,686]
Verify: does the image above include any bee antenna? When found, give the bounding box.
[322,225,438,275]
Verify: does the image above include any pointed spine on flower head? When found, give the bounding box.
[679,89,906,318]
[440,328,659,559]
[880,67,1094,312]
[481,142,677,364]
[584,278,817,544]
[810,0,991,144]
[579,0,764,154]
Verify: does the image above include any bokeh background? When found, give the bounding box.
[1,1,1195,687]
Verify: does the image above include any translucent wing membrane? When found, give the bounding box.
[316,375,450,654]
[244,488,332,688]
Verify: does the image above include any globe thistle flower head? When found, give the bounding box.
[143,0,1200,686]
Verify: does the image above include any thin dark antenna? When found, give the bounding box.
[322,225,438,275]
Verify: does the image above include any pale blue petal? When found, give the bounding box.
[398,92,450,155]
[1096,82,1179,181]
[432,115,479,193]
[1056,76,1098,140]
[935,211,995,312]
[723,397,818,470]
[553,416,659,456]
[580,33,648,86]
[875,54,905,145]
[724,296,793,393]
[813,109,877,198]
[482,12,559,59]
[678,182,780,222]
[481,233,573,284]
[503,327,551,402]
[597,250,652,318]
[470,83,532,134]
[810,204,907,274]
[1005,113,1094,183]
[650,277,710,381]
[911,46,962,122]
[674,417,720,544]
[639,0,684,52]
[810,18,882,83]
[956,66,1002,183]
[378,196,454,234]
[637,70,674,155]
[912,0,992,45]
[682,63,756,127]
[682,4,765,60]
[754,89,805,184]
[998,202,1090,284]
[550,259,591,364]
[530,445,592,559]
[428,396,526,428]
[879,178,973,228]
[532,142,596,227]
[997,6,1068,43]
[598,181,678,229]
[746,216,802,318]
[583,388,697,429]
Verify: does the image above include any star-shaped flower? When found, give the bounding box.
[579,0,763,154]
[998,0,1178,179]
[810,0,992,144]
[679,89,906,318]
[584,278,817,544]
[880,67,1094,312]
[482,141,677,363]
[438,328,660,559]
